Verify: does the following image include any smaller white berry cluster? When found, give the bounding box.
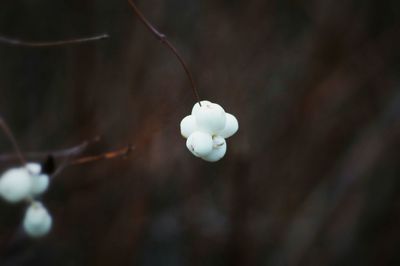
[180,100,238,162]
[0,163,52,237]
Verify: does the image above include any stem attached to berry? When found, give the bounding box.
[127,0,202,106]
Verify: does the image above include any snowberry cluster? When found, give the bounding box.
[180,100,238,162]
[0,163,52,237]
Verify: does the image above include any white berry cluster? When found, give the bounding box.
[180,100,238,162]
[0,163,52,237]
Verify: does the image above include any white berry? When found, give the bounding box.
[24,163,49,196]
[0,168,32,203]
[194,102,226,134]
[202,136,227,162]
[186,131,213,157]
[30,174,49,196]
[218,113,239,138]
[180,115,198,138]
[25,163,41,175]
[191,100,212,116]
[23,202,52,238]
[181,100,238,162]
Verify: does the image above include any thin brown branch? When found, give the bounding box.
[127,0,201,105]
[0,116,26,166]
[0,135,132,177]
[50,136,101,178]
[0,136,101,163]
[0,33,109,47]
[70,144,135,165]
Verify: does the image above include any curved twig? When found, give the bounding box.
[0,34,109,47]
[0,116,26,167]
[0,136,101,163]
[127,0,201,105]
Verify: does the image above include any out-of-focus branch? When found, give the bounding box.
[49,136,101,178]
[0,136,101,163]
[70,144,135,165]
[0,33,109,47]
[0,135,134,177]
[277,90,400,265]
[0,116,26,166]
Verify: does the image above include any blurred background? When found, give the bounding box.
[0,0,400,265]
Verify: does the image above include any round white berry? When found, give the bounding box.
[25,163,41,175]
[191,100,212,116]
[201,136,227,162]
[0,168,32,203]
[194,102,226,134]
[30,174,49,196]
[24,162,49,196]
[186,131,213,157]
[180,115,198,138]
[218,113,239,138]
[23,202,52,238]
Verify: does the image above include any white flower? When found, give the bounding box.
[23,201,52,238]
[0,168,32,203]
[180,100,238,162]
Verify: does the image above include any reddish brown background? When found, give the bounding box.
[0,0,400,265]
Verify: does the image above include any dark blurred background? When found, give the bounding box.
[0,0,400,265]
